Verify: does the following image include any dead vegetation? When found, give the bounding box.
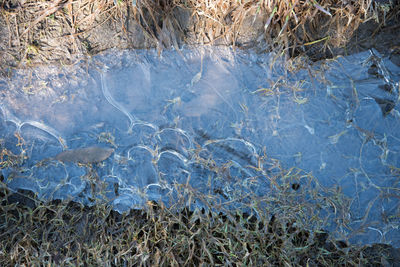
[1,180,399,266]
[0,0,399,72]
[1,141,399,265]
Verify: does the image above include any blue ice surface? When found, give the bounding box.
[0,47,399,246]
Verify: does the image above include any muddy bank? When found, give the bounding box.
[0,0,399,75]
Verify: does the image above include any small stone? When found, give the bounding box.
[54,146,114,164]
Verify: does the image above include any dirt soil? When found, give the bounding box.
[0,0,399,75]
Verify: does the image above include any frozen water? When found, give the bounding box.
[0,47,399,246]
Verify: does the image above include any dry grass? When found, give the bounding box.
[0,0,398,71]
[1,183,397,266]
[1,144,399,265]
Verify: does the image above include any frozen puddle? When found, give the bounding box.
[0,47,399,246]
